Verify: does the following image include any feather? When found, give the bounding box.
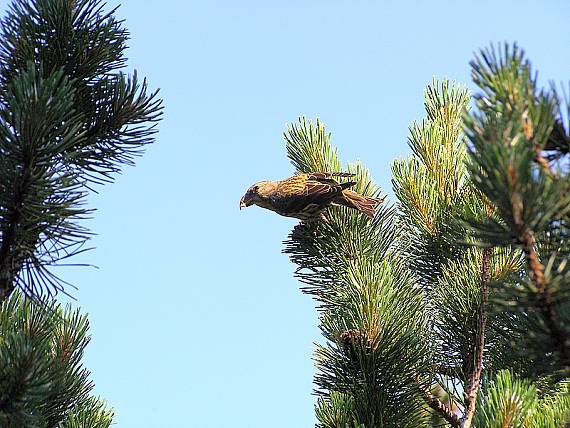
[241,172,383,220]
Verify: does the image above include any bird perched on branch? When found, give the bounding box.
[239,172,383,221]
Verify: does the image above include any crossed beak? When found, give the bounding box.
[239,196,249,210]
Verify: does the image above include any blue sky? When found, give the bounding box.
[2,0,570,426]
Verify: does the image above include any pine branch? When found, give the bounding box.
[0,64,91,300]
[393,80,502,425]
[474,370,570,426]
[462,246,491,428]
[519,227,570,369]
[465,43,570,377]
[0,291,111,426]
[519,227,546,291]
[0,0,156,423]
[0,0,162,299]
[283,118,429,426]
[59,396,114,428]
[422,387,461,427]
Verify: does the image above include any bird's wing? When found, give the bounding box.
[307,172,356,183]
[278,174,352,197]
[305,173,356,199]
[304,179,355,198]
[271,175,355,214]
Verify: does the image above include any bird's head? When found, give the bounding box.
[240,181,276,209]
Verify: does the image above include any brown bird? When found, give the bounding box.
[239,172,383,220]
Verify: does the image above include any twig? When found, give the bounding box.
[534,152,555,178]
[519,227,546,291]
[524,108,556,177]
[462,246,491,428]
[423,388,461,427]
[519,227,570,367]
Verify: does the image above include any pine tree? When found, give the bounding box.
[280,44,569,427]
[0,0,162,424]
[0,292,115,427]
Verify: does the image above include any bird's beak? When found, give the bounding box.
[240,192,255,210]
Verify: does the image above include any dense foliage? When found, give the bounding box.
[0,0,162,424]
[282,44,569,427]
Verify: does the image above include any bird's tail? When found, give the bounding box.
[338,190,384,218]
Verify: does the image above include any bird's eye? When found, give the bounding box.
[252,185,259,192]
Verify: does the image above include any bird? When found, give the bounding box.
[239,172,383,221]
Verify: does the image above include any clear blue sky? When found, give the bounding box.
[2,0,570,426]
